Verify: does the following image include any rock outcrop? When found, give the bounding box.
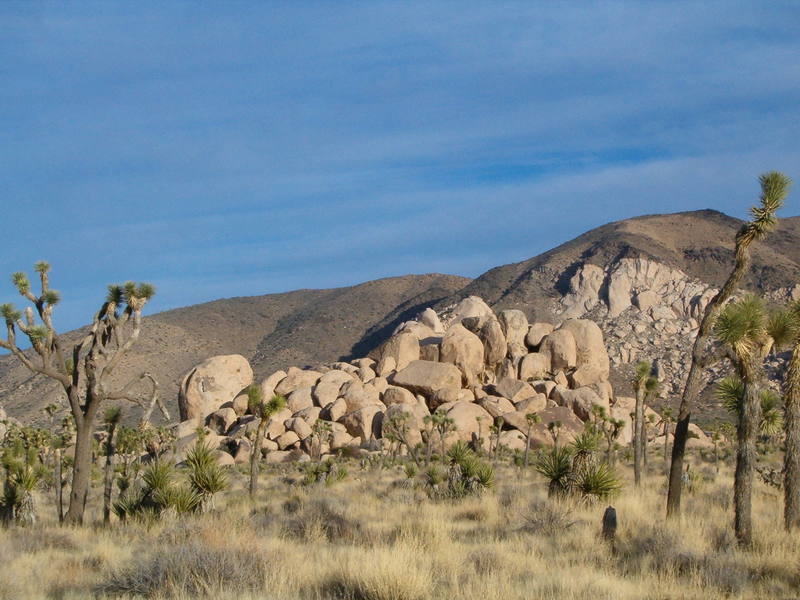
[168,296,677,465]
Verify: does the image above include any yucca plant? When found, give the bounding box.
[573,461,622,504]
[570,429,601,474]
[300,459,347,487]
[1,449,44,526]
[422,442,493,500]
[186,440,228,511]
[535,445,574,498]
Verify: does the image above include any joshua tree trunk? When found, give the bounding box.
[634,383,646,486]
[102,419,119,525]
[735,362,762,547]
[524,424,532,468]
[66,413,96,524]
[784,341,800,530]
[249,419,268,499]
[54,447,63,523]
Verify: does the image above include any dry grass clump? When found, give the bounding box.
[98,539,277,598]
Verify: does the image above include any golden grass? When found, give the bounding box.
[1,455,798,600]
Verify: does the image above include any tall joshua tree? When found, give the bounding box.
[667,172,791,517]
[248,389,286,499]
[633,361,658,486]
[715,296,771,547]
[784,299,800,530]
[0,263,156,524]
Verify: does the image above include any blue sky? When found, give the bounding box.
[1,2,798,332]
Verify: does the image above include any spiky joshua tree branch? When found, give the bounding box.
[0,262,156,524]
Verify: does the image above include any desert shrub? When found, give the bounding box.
[320,547,432,600]
[468,547,503,574]
[283,497,362,543]
[98,540,274,597]
[425,441,493,500]
[520,500,577,537]
[301,458,348,486]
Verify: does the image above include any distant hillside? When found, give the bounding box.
[2,209,798,426]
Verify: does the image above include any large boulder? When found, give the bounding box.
[552,386,609,421]
[443,401,492,448]
[525,322,554,349]
[373,332,420,371]
[559,319,610,380]
[285,417,313,441]
[418,307,444,333]
[286,386,315,413]
[447,296,495,325]
[382,385,417,406]
[492,377,536,404]
[539,329,577,372]
[274,367,323,396]
[178,354,253,423]
[476,395,516,418]
[390,360,462,399]
[498,309,529,357]
[525,406,585,447]
[439,323,484,387]
[514,393,547,414]
[339,406,384,440]
[518,353,550,380]
[340,380,383,412]
[477,318,507,371]
[260,370,287,398]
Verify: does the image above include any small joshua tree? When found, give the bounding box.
[0,263,156,524]
[382,411,422,467]
[248,390,286,499]
[633,361,659,486]
[524,412,541,468]
[430,410,455,459]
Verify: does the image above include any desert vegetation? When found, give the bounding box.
[0,447,798,600]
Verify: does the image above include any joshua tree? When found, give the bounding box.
[310,419,333,462]
[491,415,505,457]
[524,412,541,468]
[430,410,455,459]
[715,377,784,442]
[778,298,800,531]
[667,172,791,517]
[248,390,286,499]
[0,263,156,524]
[382,411,422,467]
[102,407,122,525]
[714,295,772,547]
[633,361,659,486]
